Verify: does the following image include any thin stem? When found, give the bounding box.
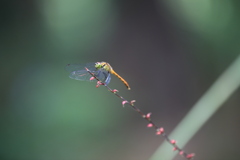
[85,67,195,160]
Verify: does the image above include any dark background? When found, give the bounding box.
[1,0,240,160]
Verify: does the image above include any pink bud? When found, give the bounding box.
[147,123,153,127]
[90,77,95,81]
[156,127,164,135]
[186,153,195,159]
[130,100,136,105]
[97,81,104,85]
[156,131,162,135]
[112,89,119,93]
[146,112,152,119]
[179,151,184,155]
[159,127,164,133]
[122,101,128,107]
[173,147,177,151]
[170,140,176,144]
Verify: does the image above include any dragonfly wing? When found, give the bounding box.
[66,63,98,81]
[94,69,111,84]
[69,70,94,81]
[105,72,111,85]
[68,68,109,83]
[65,63,96,73]
[66,63,111,84]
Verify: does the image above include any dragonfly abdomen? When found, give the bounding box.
[110,70,131,90]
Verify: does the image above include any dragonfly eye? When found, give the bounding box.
[95,62,102,69]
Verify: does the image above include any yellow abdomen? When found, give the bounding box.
[110,69,131,90]
[100,62,130,90]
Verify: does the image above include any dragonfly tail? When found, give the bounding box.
[111,70,131,90]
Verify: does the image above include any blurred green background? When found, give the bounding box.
[1,0,240,160]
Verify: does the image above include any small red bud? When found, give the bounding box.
[130,100,136,105]
[156,131,162,135]
[85,67,89,71]
[147,123,153,127]
[179,151,184,155]
[156,127,164,135]
[122,101,128,107]
[97,81,104,85]
[159,127,164,133]
[146,112,152,119]
[90,77,95,81]
[170,140,176,144]
[186,153,195,159]
[112,89,119,93]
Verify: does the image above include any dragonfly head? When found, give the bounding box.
[95,62,103,70]
[95,62,110,71]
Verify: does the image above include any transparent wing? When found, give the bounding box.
[65,63,96,72]
[104,71,111,85]
[69,70,96,81]
[65,63,111,83]
[94,68,111,85]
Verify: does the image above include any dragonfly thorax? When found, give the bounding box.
[95,62,112,72]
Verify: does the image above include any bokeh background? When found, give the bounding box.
[1,0,240,160]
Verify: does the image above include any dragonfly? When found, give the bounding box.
[65,62,131,90]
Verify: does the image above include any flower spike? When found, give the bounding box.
[70,66,196,160]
